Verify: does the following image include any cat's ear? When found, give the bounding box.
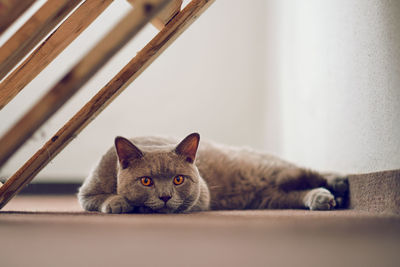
[115,136,143,169]
[175,133,200,164]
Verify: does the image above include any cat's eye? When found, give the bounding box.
[173,175,185,185]
[140,177,153,186]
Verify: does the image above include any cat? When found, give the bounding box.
[78,133,349,214]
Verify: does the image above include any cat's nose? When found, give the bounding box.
[159,196,171,203]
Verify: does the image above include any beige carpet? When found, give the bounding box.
[1,195,400,267]
[349,169,400,214]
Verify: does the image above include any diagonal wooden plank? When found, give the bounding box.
[0,0,113,110]
[0,0,215,210]
[0,0,35,35]
[0,0,172,168]
[0,0,82,80]
[128,0,183,30]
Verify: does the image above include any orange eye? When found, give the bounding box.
[173,175,185,185]
[140,177,153,186]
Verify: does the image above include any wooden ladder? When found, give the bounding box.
[0,0,214,209]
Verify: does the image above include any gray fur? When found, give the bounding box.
[78,133,348,213]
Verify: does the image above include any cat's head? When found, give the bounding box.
[114,133,202,213]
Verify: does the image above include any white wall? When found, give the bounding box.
[1,0,399,183]
[0,0,267,182]
[264,0,400,174]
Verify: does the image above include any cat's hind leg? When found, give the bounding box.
[265,187,336,210]
[275,168,348,209]
[276,168,328,191]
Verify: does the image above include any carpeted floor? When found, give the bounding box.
[1,194,400,267]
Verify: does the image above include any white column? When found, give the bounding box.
[265,0,400,173]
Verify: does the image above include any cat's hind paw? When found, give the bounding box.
[304,188,336,210]
[101,195,133,214]
[325,174,349,208]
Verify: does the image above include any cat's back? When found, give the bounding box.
[99,135,293,179]
[122,135,291,168]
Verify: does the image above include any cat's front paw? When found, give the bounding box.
[304,188,336,210]
[101,195,133,214]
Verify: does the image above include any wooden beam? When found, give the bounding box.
[0,0,215,209]
[0,0,82,80]
[128,0,183,30]
[0,0,112,110]
[0,0,35,35]
[0,0,171,168]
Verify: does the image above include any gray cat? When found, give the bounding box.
[78,133,348,213]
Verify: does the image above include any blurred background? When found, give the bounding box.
[0,0,399,183]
